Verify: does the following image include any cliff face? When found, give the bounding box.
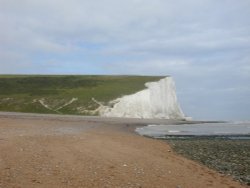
[100,77,185,119]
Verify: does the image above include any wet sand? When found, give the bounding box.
[0,112,248,188]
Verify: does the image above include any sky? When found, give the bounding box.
[0,0,250,120]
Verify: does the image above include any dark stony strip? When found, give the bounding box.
[167,138,250,185]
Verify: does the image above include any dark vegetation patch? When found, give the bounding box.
[0,76,100,95]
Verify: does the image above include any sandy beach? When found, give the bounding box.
[0,112,247,188]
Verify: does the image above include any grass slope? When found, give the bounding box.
[0,75,164,115]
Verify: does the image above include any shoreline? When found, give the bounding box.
[0,112,247,188]
[0,111,223,124]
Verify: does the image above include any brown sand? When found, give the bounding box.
[0,112,247,188]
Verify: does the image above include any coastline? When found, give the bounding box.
[0,112,247,188]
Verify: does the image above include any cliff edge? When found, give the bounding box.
[100,77,185,119]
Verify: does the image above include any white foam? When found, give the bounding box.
[148,124,158,127]
[168,130,180,133]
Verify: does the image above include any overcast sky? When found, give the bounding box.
[1,0,250,120]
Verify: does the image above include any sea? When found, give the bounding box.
[135,121,250,140]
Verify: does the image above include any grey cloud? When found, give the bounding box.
[0,0,249,120]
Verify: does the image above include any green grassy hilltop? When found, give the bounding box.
[0,75,163,115]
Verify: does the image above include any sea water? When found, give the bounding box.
[135,121,250,139]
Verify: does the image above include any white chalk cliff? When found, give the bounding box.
[100,77,186,119]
